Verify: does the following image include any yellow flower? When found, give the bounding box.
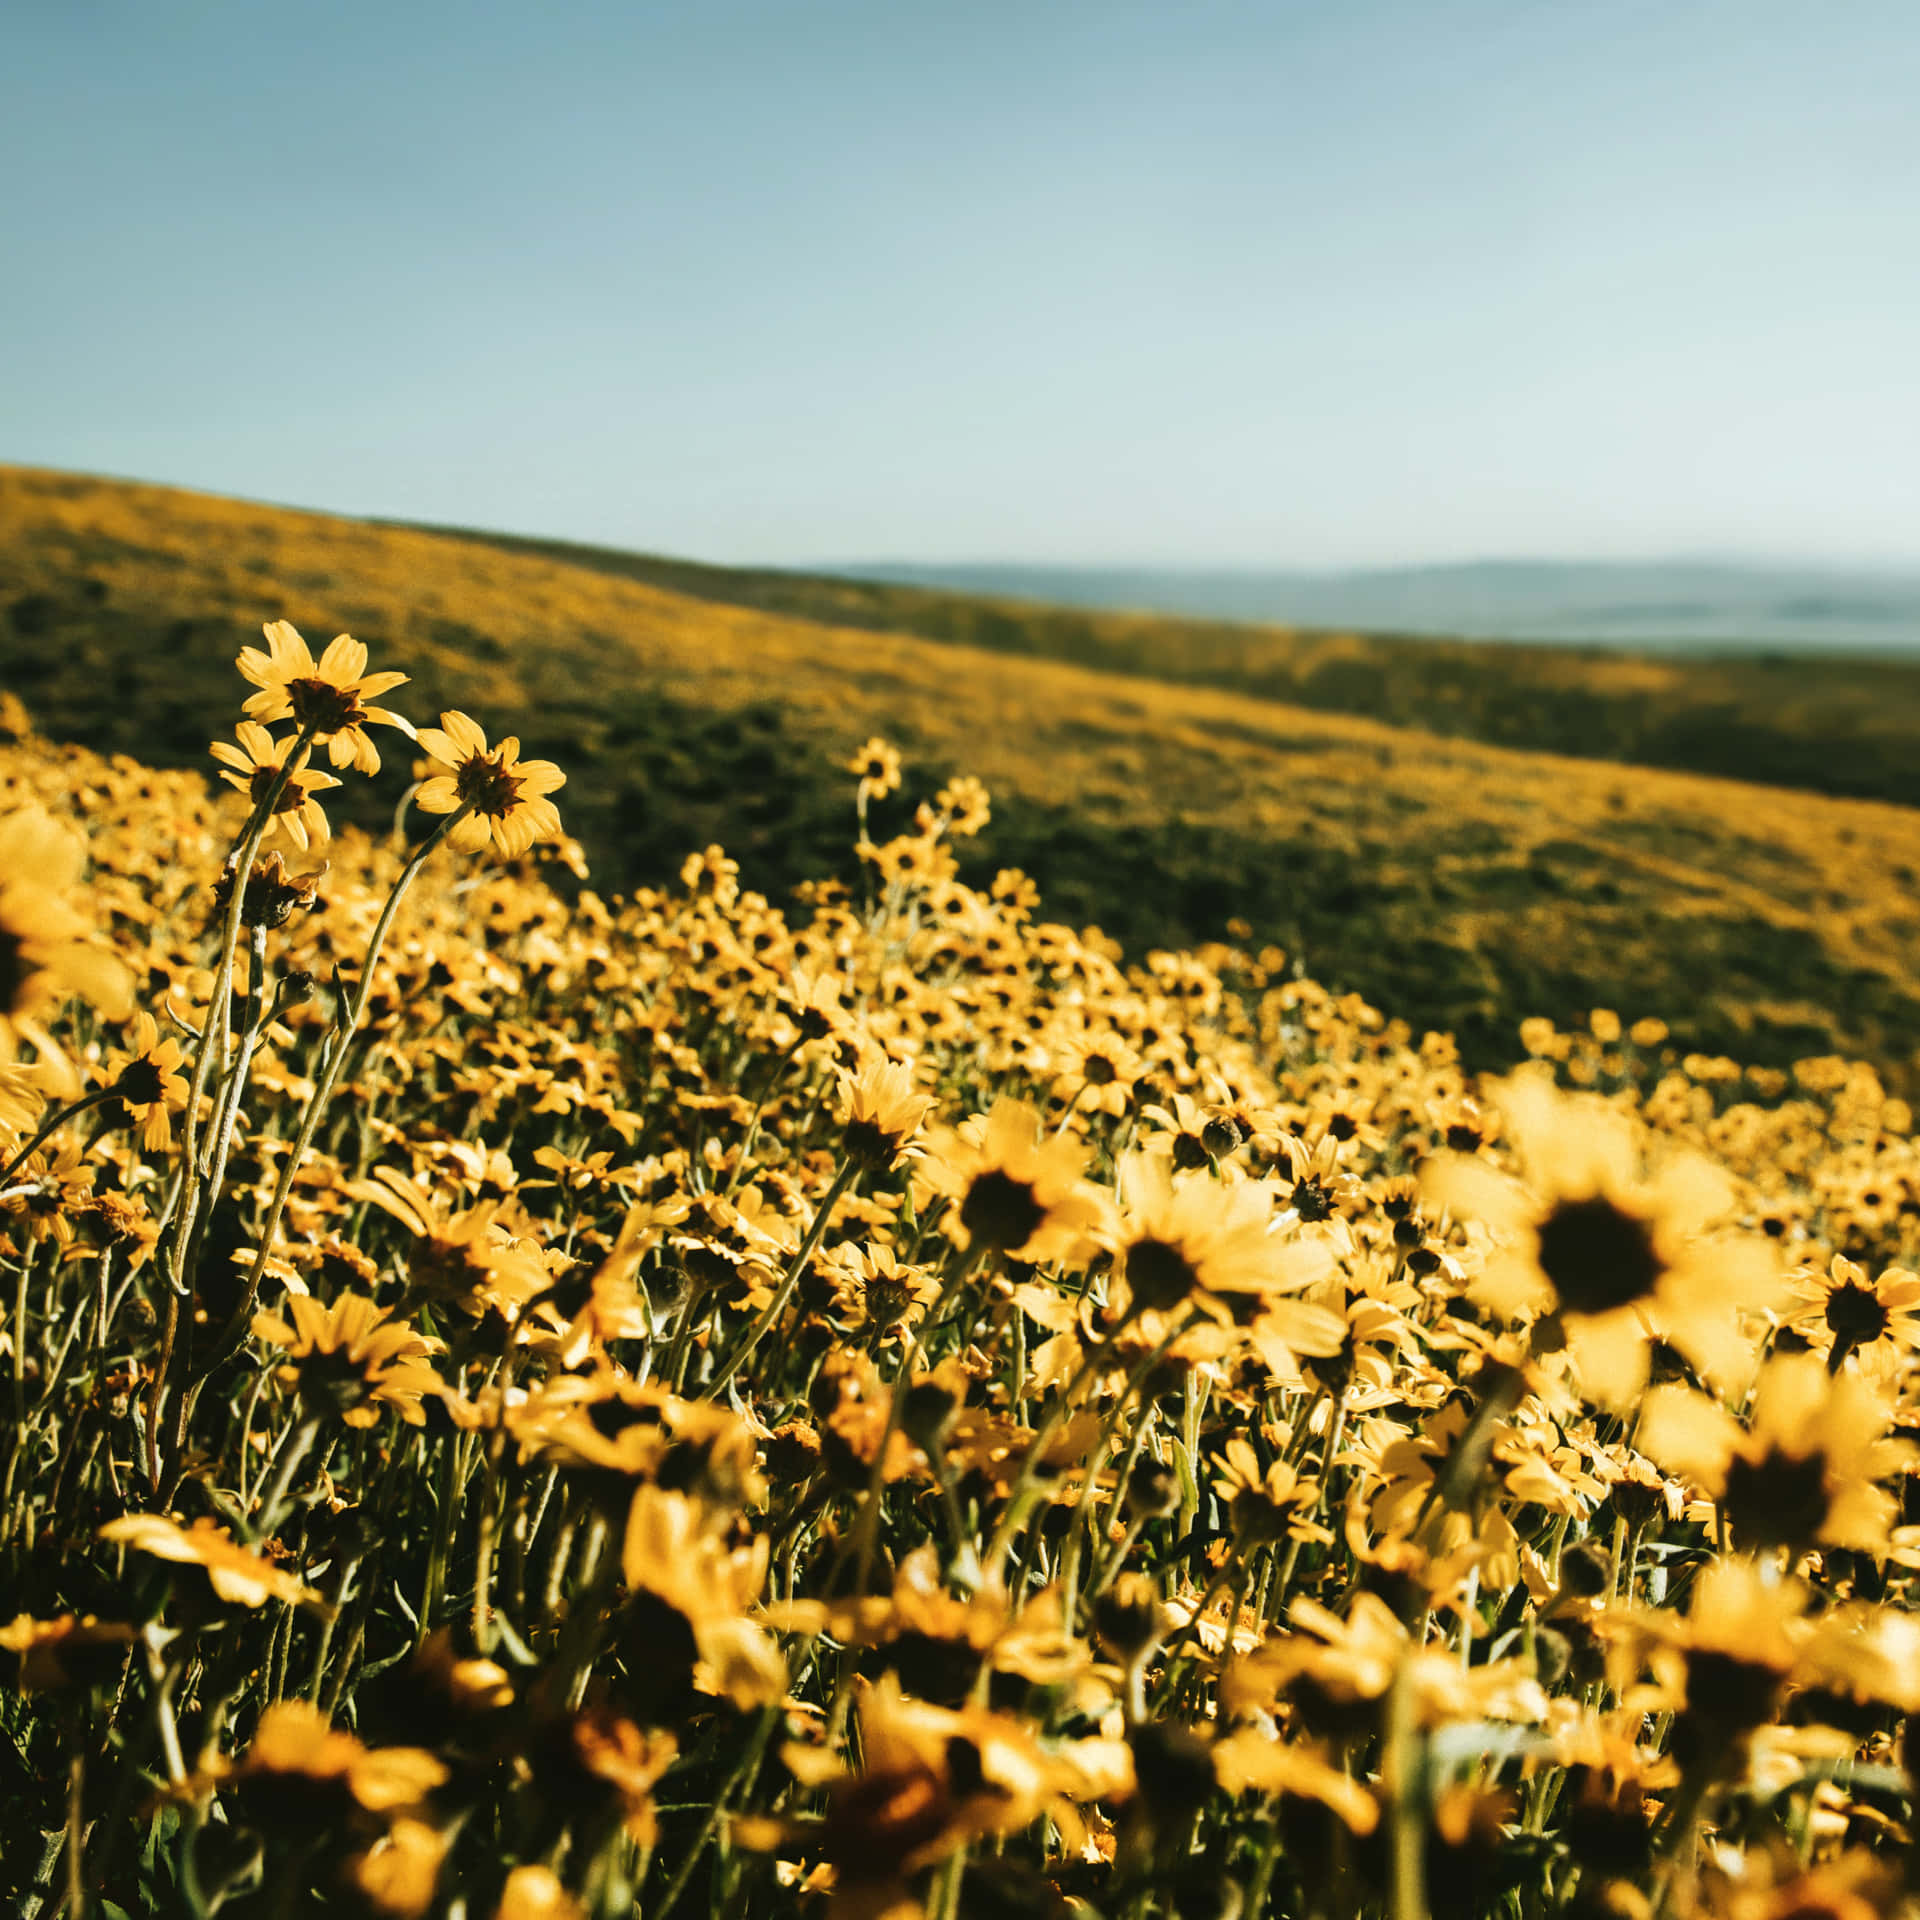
[836,1047,933,1172]
[1429,1069,1777,1404]
[917,1097,1104,1263]
[494,1867,585,1920]
[251,1291,445,1427]
[413,710,566,858]
[0,806,132,1066]
[569,1709,678,1844]
[350,1818,448,1919]
[621,1485,786,1711]
[103,1011,189,1152]
[349,1167,556,1323]
[792,1673,1130,1905]
[1781,1254,1920,1372]
[209,720,342,852]
[97,1514,323,1608]
[1621,1557,1812,1735]
[228,1699,447,1813]
[1638,1352,1909,1555]
[0,1614,135,1692]
[933,773,990,835]
[1107,1153,1337,1342]
[3,1141,94,1248]
[1211,1434,1330,1546]
[1051,1027,1143,1118]
[847,735,902,802]
[236,620,413,773]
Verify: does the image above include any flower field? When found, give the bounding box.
[5,616,1920,1919]
[17,465,1920,1085]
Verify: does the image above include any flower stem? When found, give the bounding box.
[196,805,474,1381]
[703,1158,859,1400]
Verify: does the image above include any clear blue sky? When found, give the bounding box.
[4,0,1916,568]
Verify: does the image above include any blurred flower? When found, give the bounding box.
[98,1514,323,1608]
[1638,1351,1909,1555]
[847,736,902,804]
[0,806,132,1065]
[494,1867,585,1920]
[1430,1070,1777,1404]
[251,1291,445,1427]
[0,1614,134,1692]
[350,1819,449,1918]
[224,1699,447,1817]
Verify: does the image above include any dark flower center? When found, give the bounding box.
[1170,1132,1211,1171]
[1292,1175,1337,1223]
[863,1275,914,1327]
[960,1170,1047,1252]
[1721,1446,1831,1551]
[454,751,526,818]
[1534,1195,1663,1316]
[113,1058,168,1106]
[1824,1281,1890,1350]
[247,763,306,813]
[842,1116,903,1172]
[1126,1235,1200,1311]
[0,927,30,1010]
[285,677,364,734]
[1683,1649,1782,1732]
[1083,1052,1117,1087]
[1229,1487,1292,1545]
[287,1347,376,1415]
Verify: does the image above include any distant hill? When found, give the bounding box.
[16,463,1920,1084]
[848,558,1920,652]
[415,525,1920,813]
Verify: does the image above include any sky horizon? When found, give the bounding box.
[6,1,1918,571]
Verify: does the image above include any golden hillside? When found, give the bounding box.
[6,462,1920,1080]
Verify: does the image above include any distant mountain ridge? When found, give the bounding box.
[846,559,1920,652]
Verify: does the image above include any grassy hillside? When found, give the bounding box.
[435,524,1920,810]
[12,463,1920,1082]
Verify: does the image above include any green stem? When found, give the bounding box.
[172,724,318,1289]
[200,804,473,1377]
[703,1158,859,1399]
[0,1089,113,1188]
[1385,1656,1427,1920]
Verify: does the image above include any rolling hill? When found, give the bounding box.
[11,462,1920,1083]
[411,524,1920,811]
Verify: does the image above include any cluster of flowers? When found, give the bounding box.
[3,623,1920,1920]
